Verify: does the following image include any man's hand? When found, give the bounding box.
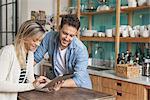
[46,80,64,92]
[53,80,64,91]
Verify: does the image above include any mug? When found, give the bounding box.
[106,29,113,37]
[147,24,150,30]
[139,26,145,33]
[134,30,140,37]
[98,32,102,37]
[133,25,140,30]
[137,0,147,6]
[122,30,129,37]
[141,30,149,37]
[129,30,135,37]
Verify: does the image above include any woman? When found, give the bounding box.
[0,20,49,100]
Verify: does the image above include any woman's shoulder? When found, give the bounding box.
[0,44,15,54]
[1,44,14,50]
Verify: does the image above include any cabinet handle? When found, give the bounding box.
[117,92,122,96]
[117,82,122,86]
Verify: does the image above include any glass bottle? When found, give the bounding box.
[117,53,121,64]
[93,44,99,67]
[92,43,102,67]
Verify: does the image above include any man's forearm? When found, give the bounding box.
[62,79,77,87]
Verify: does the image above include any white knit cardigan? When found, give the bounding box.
[0,45,35,100]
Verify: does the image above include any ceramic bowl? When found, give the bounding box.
[82,30,97,37]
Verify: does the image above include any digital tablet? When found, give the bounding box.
[43,73,74,88]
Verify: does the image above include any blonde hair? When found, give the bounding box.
[14,20,45,69]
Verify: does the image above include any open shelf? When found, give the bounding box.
[80,36,150,43]
[59,14,77,17]
[121,5,150,13]
[59,6,150,17]
[81,8,115,16]
[59,9,115,17]
[120,37,150,43]
[80,36,114,42]
[57,0,150,69]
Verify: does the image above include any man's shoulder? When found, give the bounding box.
[44,31,59,40]
[46,31,58,36]
[72,37,87,50]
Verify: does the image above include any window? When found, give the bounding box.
[0,0,18,48]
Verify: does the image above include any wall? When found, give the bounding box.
[18,0,71,26]
[18,0,55,26]
[27,0,54,19]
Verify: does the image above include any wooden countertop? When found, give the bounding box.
[18,87,115,100]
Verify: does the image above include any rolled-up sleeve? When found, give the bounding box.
[72,46,92,89]
[34,32,51,63]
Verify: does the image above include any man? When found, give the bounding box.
[34,15,92,89]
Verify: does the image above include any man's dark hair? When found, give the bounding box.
[60,15,80,30]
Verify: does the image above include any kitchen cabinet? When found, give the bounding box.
[56,0,150,66]
[90,74,148,100]
[90,74,102,92]
[102,87,138,100]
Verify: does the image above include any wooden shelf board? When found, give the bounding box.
[59,14,76,17]
[59,9,115,17]
[59,6,149,17]
[120,37,150,43]
[81,9,115,16]
[80,36,150,43]
[80,36,114,42]
[121,5,150,13]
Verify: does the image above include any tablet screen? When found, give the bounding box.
[43,73,74,88]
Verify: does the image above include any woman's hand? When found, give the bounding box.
[33,76,51,89]
[33,76,64,91]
